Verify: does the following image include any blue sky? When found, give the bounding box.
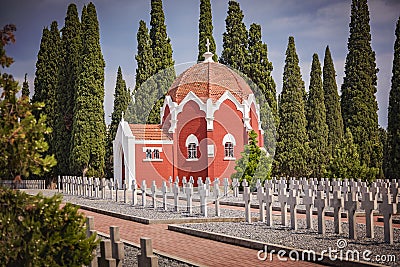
[1,0,399,128]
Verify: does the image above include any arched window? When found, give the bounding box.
[185,134,199,160]
[223,133,236,160]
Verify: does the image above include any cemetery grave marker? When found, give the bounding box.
[331,191,344,234]
[361,191,377,238]
[344,192,359,239]
[314,191,327,234]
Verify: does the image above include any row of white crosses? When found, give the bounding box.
[246,177,399,244]
[59,176,108,199]
[129,176,229,218]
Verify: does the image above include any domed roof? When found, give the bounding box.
[167,62,253,104]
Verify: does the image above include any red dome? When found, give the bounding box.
[167,62,253,104]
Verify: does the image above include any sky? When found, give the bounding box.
[1,0,399,128]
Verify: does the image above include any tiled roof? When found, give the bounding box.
[167,62,253,104]
[129,124,171,140]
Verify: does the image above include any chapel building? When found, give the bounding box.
[113,50,263,188]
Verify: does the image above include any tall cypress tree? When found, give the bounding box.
[220,0,248,73]
[55,4,81,175]
[246,23,277,123]
[306,53,329,178]
[197,0,217,62]
[105,67,130,178]
[150,0,174,73]
[341,0,381,178]
[33,21,60,181]
[70,3,106,177]
[323,45,343,157]
[387,17,400,179]
[21,73,29,97]
[125,20,157,124]
[245,23,278,154]
[272,36,309,177]
[147,0,175,124]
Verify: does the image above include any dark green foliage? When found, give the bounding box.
[55,4,81,175]
[0,26,56,180]
[0,188,98,266]
[387,17,400,179]
[125,20,156,124]
[231,130,272,189]
[325,128,377,182]
[105,67,130,178]
[21,73,29,98]
[197,0,217,62]
[150,0,174,73]
[341,0,382,179]
[273,36,309,177]
[32,21,60,182]
[130,0,175,125]
[70,3,106,177]
[0,24,16,68]
[323,46,344,157]
[220,0,248,73]
[245,23,278,155]
[379,127,388,178]
[140,0,175,124]
[306,53,329,178]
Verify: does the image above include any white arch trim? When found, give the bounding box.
[162,90,262,132]
[222,133,236,146]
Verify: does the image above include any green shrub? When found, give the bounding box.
[0,187,98,267]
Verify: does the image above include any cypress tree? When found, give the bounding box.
[105,67,130,178]
[379,127,388,178]
[150,0,174,72]
[306,53,329,178]
[272,36,309,177]
[220,0,248,73]
[325,128,370,180]
[125,20,157,124]
[341,0,381,178]
[21,73,29,98]
[246,24,277,123]
[323,45,343,157]
[70,3,106,177]
[387,17,400,179]
[245,23,278,154]
[197,0,217,62]
[32,21,60,181]
[147,0,175,124]
[55,4,81,175]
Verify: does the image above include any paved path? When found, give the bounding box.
[81,209,323,267]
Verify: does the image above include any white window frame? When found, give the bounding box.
[185,134,199,161]
[142,147,163,162]
[222,133,236,160]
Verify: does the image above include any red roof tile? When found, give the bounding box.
[129,124,171,141]
[168,62,253,104]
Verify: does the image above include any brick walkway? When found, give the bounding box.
[81,209,323,267]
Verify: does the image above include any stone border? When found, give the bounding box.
[168,224,383,267]
[77,204,259,225]
[96,231,204,267]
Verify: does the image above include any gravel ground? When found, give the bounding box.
[181,218,400,266]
